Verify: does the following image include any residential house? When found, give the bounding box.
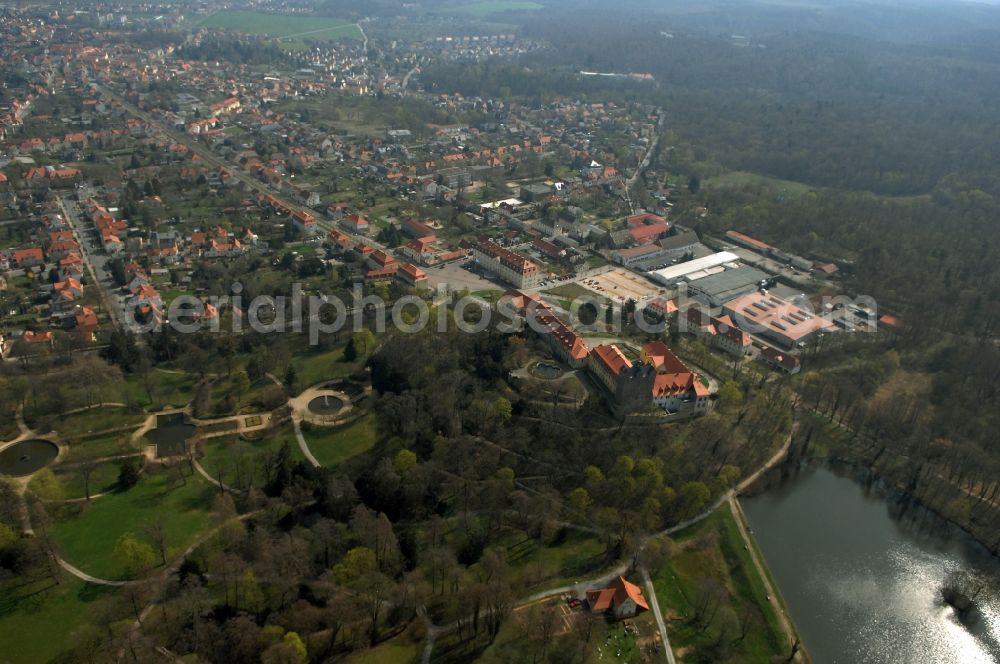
[759,346,801,374]
[14,247,44,268]
[340,214,370,234]
[586,576,650,619]
[74,305,99,341]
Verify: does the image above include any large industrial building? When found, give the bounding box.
[649,251,740,285]
[684,266,770,306]
[723,291,838,348]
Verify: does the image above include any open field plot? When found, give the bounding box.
[198,425,305,488]
[303,412,377,468]
[30,459,122,501]
[49,468,215,580]
[122,368,200,411]
[49,405,146,439]
[61,432,137,463]
[343,637,421,664]
[575,267,668,303]
[703,170,815,198]
[445,1,545,18]
[0,577,117,664]
[289,342,364,389]
[196,10,361,41]
[650,508,788,663]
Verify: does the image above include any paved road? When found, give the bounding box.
[57,196,124,328]
[292,418,322,467]
[628,108,664,190]
[640,566,677,664]
[729,496,806,662]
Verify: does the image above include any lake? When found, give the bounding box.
[742,465,1000,663]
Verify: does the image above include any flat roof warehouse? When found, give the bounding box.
[649,251,740,284]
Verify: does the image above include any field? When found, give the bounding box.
[703,170,815,198]
[650,507,789,662]
[31,459,122,501]
[445,1,544,18]
[61,432,137,463]
[122,368,200,411]
[289,343,364,390]
[0,577,117,664]
[345,640,420,664]
[49,469,216,580]
[50,405,146,439]
[196,10,362,43]
[303,412,377,468]
[198,425,304,487]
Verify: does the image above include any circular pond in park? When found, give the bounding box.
[530,362,563,379]
[0,439,59,476]
[308,394,345,416]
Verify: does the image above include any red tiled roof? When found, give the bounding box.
[591,344,631,377]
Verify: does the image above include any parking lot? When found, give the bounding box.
[423,259,499,294]
[575,267,669,303]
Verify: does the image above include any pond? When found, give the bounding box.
[146,413,196,458]
[0,439,59,476]
[530,362,563,379]
[742,465,1000,663]
[308,394,345,416]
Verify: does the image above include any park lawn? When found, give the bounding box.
[650,508,787,663]
[467,600,655,664]
[345,639,420,664]
[49,469,216,581]
[703,170,814,198]
[0,577,117,664]
[62,433,138,463]
[444,0,544,17]
[122,368,200,410]
[197,10,361,40]
[198,426,305,487]
[303,412,377,468]
[470,289,504,303]
[52,406,146,438]
[290,344,363,389]
[496,529,607,592]
[543,282,610,305]
[158,288,197,304]
[207,373,277,415]
[32,460,122,501]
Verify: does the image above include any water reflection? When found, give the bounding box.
[742,466,1000,663]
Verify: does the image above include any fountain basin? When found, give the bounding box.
[0,439,59,476]
[308,395,345,416]
[530,362,563,379]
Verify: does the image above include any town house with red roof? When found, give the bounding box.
[586,576,650,619]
